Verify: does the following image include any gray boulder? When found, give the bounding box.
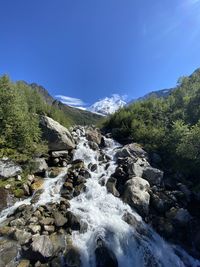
[31,235,54,258]
[0,158,22,179]
[85,127,102,145]
[123,177,150,216]
[142,166,164,186]
[106,177,120,197]
[30,158,48,174]
[0,239,19,266]
[116,143,148,160]
[40,115,75,151]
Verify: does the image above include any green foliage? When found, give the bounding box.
[103,68,200,183]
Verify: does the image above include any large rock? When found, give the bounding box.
[85,127,102,145]
[0,239,19,266]
[30,158,48,174]
[123,177,150,216]
[64,246,81,267]
[106,177,120,197]
[115,143,148,160]
[40,115,75,151]
[31,235,54,258]
[95,239,118,267]
[142,166,164,186]
[0,158,22,179]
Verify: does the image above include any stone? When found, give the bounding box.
[116,143,148,160]
[95,239,118,267]
[53,211,68,227]
[17,259,30,267]
[30,158,48,175]
[5,184,11,189]
[49,233,66,255]
[106,177,120,197]
[123,177,150,216]
[142,166,164,186]
[48,167,63,178]
[31,180,44,191]
[85,127,102,145]
[0,226,15,236]
[88,141,99,151]
[14,229,32,245]
[28,225,41,234]
[90,164,97,172]
[13,188,25,198]
[51,150,69,158]
[66,211,80,230]
[39,115,75,151]
[0,239,19,267]
[64,246,81,267]
[44,225,55,233]
[31,189,44,204]
[0,158,22,179]
[10,218,25,227]
[31,235,54,258]
[40,217,55,225]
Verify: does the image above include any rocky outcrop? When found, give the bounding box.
[0,158,22,179]
[123,177,150,216]
[85,127,102,145]
[40,115,75,151]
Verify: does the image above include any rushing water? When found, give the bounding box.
[0,127,200,266]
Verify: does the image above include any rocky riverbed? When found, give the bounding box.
[0,117,200,267]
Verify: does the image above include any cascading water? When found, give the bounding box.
[0,127,199,266]
[69,128,200,267]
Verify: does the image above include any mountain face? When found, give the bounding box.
[129,88,173,104]
[88,94,126,115]
[26,82,102,125]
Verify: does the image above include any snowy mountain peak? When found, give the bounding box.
[88,94,126,115]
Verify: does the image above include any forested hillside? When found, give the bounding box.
[0,75,101,160]
[103,68,200,188]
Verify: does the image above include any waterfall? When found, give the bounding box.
[0,127,199,266]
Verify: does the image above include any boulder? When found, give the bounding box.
[0,158,22,179]
[106,177,120,197]
[66,211,81,231]
[64,246,81,267]
[95,239,118,267]
[51,150,69,158]
[123,177,150,216]
[53,211,68,227]
[142,166,164,186]
[85,127,102,145]
[31,235,54,258]
[126,158,150,177]
[17,259,30,267]
[30,158,48,175]
[14,229,32,245]
[0,239,19,267]
[115,143,148,160]
[39,115,75,151]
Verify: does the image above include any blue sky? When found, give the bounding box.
[0,0,200,107]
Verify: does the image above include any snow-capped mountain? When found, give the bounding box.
[88,94,126,115]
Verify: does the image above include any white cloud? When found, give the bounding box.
[55,95,86,107]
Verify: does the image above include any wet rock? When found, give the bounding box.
[48,168,63,178]
[49,233,66,255]
[31,180,44,191]
[142,166,164,186]
[17,259,30,267]
[64,246,81,267]
[123,177,150,217]
[13,188,25,198]
[40,115,75,151]
[31,235,54,258]
[53,211,68,227]
[0,158,22,179]
[95,239,118,267]
[122,212,139,228]
[79,169,91,179]
[90,164,97,172]
[88,141,99,151]
[0,239,19,266]
[106,177,120,197]
[66,211,81,230]
[31,189,44,204]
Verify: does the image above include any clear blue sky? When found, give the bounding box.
[0,0,200,106]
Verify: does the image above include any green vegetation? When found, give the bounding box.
[0,74,101,162]
[103,68,200,185]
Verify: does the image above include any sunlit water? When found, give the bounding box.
[0,127,199,266]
